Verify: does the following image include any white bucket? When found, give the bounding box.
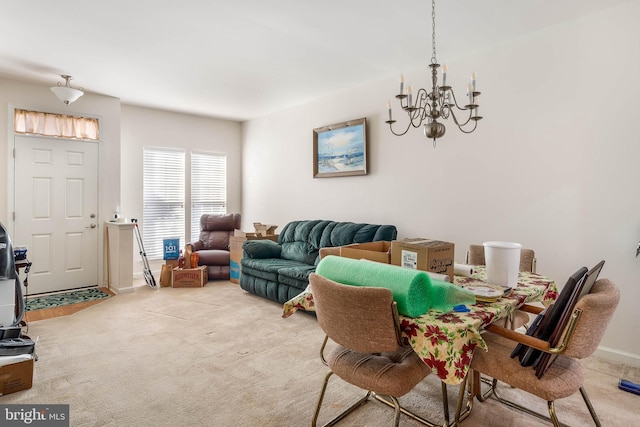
[483,241,522,287]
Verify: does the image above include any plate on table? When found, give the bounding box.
[462,285,505,301]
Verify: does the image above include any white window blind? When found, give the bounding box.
[143,148,185,260]
[190,152,227,239]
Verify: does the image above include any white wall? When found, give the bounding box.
[120,105,242,275]
[1,77,121,287]
[242,1,640,365]
[0,83,242,286]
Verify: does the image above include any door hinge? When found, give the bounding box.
[13,148,15,158]
[12,212,15,221]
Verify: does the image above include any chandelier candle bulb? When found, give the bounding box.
[442,64,447,87]
[399,74,404,95]
[407,85,413,107]
[387,101,392,121]
[467,84,473,104]
[472,71,477,91]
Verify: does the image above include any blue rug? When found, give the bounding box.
[26,288,111,311]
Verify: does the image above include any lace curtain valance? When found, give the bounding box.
[14,109,99,140]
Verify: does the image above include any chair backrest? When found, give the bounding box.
[198,213,241,250]
[309,273,401,354]
[563,278,620,359]
[466,244,536,273]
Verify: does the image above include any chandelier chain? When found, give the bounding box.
[431,0,437,64]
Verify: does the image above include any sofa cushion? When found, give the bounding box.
[199,231,230,250]
[197,249,230,266]
[243,240,282,259]
[278,265,317,290]
[280,241,319,265]
[241,258,311,282]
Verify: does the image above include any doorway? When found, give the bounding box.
[14,135,99,294]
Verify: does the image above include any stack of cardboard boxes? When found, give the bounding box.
[159,237,209,288]
[230,224,279,284]
[329,238,455,281]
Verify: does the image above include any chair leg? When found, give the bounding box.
[476,377,497,402]
[312,371,333,427]
[579,386,602,427]
[475,378,600,427]
[389,396,401,427]
[372,393,441,427]
[487,385,570,427]
[547,401,561,427]
[312,370,371,427]
[452,375,473,426]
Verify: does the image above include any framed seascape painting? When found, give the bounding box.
[313,118,367,178]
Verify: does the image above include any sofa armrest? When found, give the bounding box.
[243,239,282,259]
[189,241,204,251]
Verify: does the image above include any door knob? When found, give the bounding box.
[86,223,97,229]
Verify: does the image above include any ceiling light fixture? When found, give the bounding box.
[386,0,482,147]
[50,75,84,105]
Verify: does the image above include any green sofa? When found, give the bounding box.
[239,220,397,303]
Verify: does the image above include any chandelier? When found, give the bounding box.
[50,75,84,105]
[386,0,482,146]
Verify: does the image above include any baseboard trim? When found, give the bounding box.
[594,346,640,368]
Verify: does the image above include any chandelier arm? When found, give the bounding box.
[448,108,478,131]
[387,121,414,137]
[448,108,471,128]
[456,120,479,134]
[402,89,430,128]
[445,90,468,112]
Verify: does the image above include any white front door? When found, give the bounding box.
[14,135,99,294]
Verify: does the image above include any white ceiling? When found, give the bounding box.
[0,0,629,121]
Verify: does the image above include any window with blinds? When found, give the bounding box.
[142,148,227,261]
[190,152,227,240]
[143,148,185,260]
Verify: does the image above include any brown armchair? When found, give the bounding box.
[186,213,241,280]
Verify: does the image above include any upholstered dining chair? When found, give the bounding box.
[468,278,620,426]
[309,273,448,427]
[466,244,537,273]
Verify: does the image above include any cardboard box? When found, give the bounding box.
[391,239,455,281]
[339,241,392,264]
[253,222,278,236]
[229,234,279,284]
[172,266,208,288]
[0,357,34,395]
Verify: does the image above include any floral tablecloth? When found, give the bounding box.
[282,266,558,385]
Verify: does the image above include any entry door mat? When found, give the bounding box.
[26,288,111,311]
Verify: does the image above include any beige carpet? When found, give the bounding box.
[3,280,639,426]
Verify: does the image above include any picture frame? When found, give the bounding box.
[313,117,367,178]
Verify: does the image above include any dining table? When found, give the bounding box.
[282,265,558,386]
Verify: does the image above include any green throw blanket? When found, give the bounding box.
[316,256,474,317]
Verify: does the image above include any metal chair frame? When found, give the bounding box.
[313,332,473,427]
[470,308,603,427]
